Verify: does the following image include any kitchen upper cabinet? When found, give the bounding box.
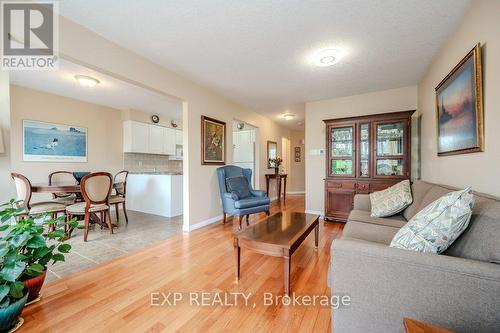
[149,125,164,154]
[123,121,149,153]
[123,121,177,155]
[175,129,183,146]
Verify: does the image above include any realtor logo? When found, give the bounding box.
[1,1,58,70]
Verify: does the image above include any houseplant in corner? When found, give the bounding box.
[0,200,78,306]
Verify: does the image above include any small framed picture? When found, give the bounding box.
[294,146,301,162]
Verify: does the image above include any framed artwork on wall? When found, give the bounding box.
[435,43,484,156]
[23,120,87,162]
[201,115,226,165]
[294,146,301,162]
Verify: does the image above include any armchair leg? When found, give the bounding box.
[266,210,270,216]
[223,213,226,224]
[238,215,243,230]
[246,214,249,226]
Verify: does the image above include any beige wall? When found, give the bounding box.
[289,130,305,193]
[56,16,292,228]
[418,0,500,197]
[9,86,124,189]
[0,72,14,203]
[305,86,418,213]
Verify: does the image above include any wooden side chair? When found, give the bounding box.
[66,172,113,242]
[109,170,129,224]
[49,171,78,205]
[11,172,66,217]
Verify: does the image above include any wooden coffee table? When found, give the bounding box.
[233,211,320,295]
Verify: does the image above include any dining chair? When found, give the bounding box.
[11,172,67,217]
[109,170,129,224]
[49,171,78,204]
[66,172,113,242]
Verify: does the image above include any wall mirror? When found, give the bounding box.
[267,140,277,168]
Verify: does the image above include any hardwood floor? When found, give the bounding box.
[20,195,344,332]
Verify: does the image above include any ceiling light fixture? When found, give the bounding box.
[74,75,100,87]
[313,48,342,67]
[283,113,296,121]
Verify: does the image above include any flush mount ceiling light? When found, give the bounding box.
[312,48,342,67]
[283,113,296,121]
[74,75,100,87]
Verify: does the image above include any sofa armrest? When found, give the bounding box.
[330,238,500,333]
[250,190,266,198]
[353,194,371,211]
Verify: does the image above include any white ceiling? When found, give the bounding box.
[59,0,471,130]
[10,59,182,119]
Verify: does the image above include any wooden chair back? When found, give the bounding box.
[49,171,77,198]
[114,170,129,196]
[80,172,112,205]
[11,172,32,210]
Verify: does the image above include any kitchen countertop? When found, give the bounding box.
[129,171,183,175]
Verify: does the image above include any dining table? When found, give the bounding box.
[31,182,120,229]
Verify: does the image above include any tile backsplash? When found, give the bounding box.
[124,153,183,173]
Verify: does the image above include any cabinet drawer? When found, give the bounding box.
[327,182,355,189]
[370,182,395,192]
[356,183,370,191]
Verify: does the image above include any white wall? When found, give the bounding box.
[418,0,500,196]
[0,72,14,203]
[56,16,292,229]
[305,86,418,213]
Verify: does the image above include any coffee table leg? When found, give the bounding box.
[314,224,319,250]
[284,251,290,296]
[234,241,240,281]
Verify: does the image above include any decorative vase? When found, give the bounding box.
[0,293,28,333]
[23,270,47,304]
[274,167,279,175]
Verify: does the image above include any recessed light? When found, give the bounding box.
[283,113,296,121]
[313,48,342,67]
[74,75,100,87]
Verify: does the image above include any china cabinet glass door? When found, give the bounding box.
[329,125,355,177]
[358,123,370,177]
[374,121,406,177]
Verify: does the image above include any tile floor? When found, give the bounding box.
[46,210,183,282]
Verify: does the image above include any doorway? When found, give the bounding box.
[232,121,256,188]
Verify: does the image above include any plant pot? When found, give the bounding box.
[22,270,47,303]
[0,293,28,333]
[274,167,279,175]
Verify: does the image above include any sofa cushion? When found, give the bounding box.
[234,197,270,209]
[342,221,400,245]
[445,194,500,264]
[390,188,474,254]
[402,180,435,220]
[370,180,413,217]
[226,176,252,199]
[348,210,407,228]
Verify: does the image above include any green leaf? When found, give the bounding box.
[11,233,29,247]
[0,297,10,309]
[0,224,9,231]
[0,261,26,281]
[33,246,51,259]
[9,281,25,298]
[26,263,45,277]
[27,235,46,248]
[52,253,65,262]
[0,241,9,258]
[57,244,71,253]
[0,285,9,303]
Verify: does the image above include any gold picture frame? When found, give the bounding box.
[435,43,484,156]
[201,115,226,165]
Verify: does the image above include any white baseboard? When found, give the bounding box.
[183,214,223,232]
[305,209,323,217]
[286,191,305,195]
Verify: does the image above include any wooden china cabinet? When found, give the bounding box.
[323,110,415,222]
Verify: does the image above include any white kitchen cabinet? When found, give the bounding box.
[123,121,149,153]
[175,129,183,145]
[149,125,164,154]
[123,121,177,155]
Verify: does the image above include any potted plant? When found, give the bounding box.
[0,200,77,305]
[268,156,283,174]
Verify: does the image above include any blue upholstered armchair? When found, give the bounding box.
[217,165,270,229]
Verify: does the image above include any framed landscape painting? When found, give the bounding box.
[23,120,87,162]
[435,43,484,156]
[201,116,226,165]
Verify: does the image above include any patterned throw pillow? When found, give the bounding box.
[370,180,413,217]
[390,187,474,254]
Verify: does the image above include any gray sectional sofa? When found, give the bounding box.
[330,180,500,333]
